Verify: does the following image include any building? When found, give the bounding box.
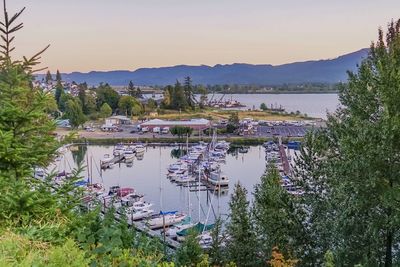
[140,119,211,131]
[105,115,132,126]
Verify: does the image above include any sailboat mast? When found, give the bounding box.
[198,159,201,222]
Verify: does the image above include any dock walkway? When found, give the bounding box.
[279,144,290,175]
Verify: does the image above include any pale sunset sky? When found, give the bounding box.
[7,0,400,73]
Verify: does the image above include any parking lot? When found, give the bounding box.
[257,125,308,137]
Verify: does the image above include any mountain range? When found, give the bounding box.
[46,48,369,86]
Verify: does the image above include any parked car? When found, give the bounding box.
[153,127,160,133]
[161,127,170,134]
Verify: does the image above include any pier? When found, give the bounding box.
[279,144,290,175]
[100,154,125,169]
[100,199,181,250]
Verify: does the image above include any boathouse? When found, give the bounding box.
[140,118,211,130]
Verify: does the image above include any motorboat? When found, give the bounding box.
[135,144,145,154]
[165,220,195,239]
[113,144,126,156]
[124,149,135,162]
[174,175,196,184]
[128,208,155,221]
[146,211,187,229]
[101,153,113,164]
[204,171,229,186]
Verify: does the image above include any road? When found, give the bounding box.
[58,124,312,139]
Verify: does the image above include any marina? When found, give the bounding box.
[41,139,301,248]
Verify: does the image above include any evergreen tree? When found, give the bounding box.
[252,165,304,262]
[175,229,204,266]
[54,80,64,105]
[45,70,52,83]
[184,76,194,108]
[209,217,225,266]
[56,69,62,82]
[293,20,400,266]
[0,6,57,180]
[171,81,187,110]
[226,182,258,266]
[64,99,86,128]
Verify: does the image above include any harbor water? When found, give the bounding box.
[52,145,267,223]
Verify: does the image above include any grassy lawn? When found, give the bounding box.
[133,108,312,122]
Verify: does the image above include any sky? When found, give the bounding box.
[6,0,400,73]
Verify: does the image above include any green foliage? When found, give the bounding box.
[252,165,303,262]
[146,98,158,111]
[260,103,267,111]
[100,102,112,119]
[56,69,62,82]
[127,80,142,98]
[323,250,335,267]
[226,182,258,266]
[118,95,142,116]
[162,81,189,111]
[291,20,400,266]
[175,229,204,266]
[0,232,90,267]
[184,76,195,109]
[209,217,225,266]
[170,126,193,138]
[45,70,52,83]
[226,112,239,133]
[96,83,120,111]
[64,99,86,128]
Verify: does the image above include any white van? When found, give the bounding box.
[161,127,170,134]
[141,126,149,133]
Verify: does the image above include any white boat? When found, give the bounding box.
[146,212,187,229]
[34,168,46,179]
[198,232,213,249]
[113,145,126,156]
[206,171,229,186]
[174,175,196,184]
[129,208,155,221]
[101,153,113,164]
[124,150,135,162]
[166,222,195,238]
[135,144,145,154]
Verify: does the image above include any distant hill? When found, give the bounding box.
[42,48,369,86]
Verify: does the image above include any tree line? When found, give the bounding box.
[2,1,400,266]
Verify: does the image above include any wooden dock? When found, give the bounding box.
[100,154,125,169]
[100,199,180,249]
[279,144,290,175]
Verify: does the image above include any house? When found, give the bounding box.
[139,119,211,131]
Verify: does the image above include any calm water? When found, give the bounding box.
[147,93,340,119]
[51,145,267,223]
[204,94,339,119]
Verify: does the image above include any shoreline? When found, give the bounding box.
[69,136,304,146]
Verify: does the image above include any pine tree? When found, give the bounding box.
[226,182,258,266]
[175,229,204,266]
[0,3,57,180]
[252,165,304,262]
[184,76,194,108]
[45,70,52,83]
[209,217,225,266]
[56,69,62,82]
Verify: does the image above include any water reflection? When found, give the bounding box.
[56,145,266,223]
